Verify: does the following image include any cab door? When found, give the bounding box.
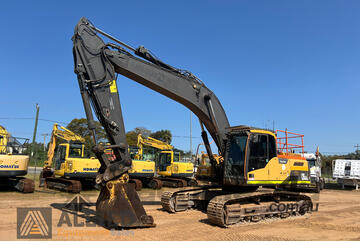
[54,145,67,175]
[223,134,248,185]
[247,133,277,182]
[158,152,172,173]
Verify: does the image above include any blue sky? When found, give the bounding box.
[1,0,359,154]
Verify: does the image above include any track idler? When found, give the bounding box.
[14,178,35,193]
[96,174,155,228]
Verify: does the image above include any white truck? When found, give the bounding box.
[333,159,360,190]
[302,153,324,192]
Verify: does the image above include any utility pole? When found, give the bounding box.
[355,144,360,153]
[31,104,40,180]
[273,120,275,132]
[41,133,48,151]
[190,111,192,158]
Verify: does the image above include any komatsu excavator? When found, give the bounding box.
[0,125,34,192]
[104,135,161,190]
[137,134,196,187]
[72,17,313,228]
[39,124,100,193]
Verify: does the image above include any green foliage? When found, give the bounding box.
[66,118,107,157]
[126,127,151,146]
[24,142,47,167]
[150,130,172,144]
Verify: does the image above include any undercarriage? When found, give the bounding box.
[161,186,313,227]
[0,177,35,193]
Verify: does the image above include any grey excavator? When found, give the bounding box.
[72,17,314,228]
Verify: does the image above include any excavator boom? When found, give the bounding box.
[137,134,173,154]
[73,18,230,162]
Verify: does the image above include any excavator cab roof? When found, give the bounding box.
[226,125,276,137]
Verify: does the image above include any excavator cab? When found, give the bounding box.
[53,141,86,172]
[68,142,85,158]
[223,126,310,188]
[158,151,176,172]
[158,152,171,172]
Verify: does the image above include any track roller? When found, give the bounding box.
[45,177,82,193]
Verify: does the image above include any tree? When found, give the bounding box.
[24,141,47,166]
[126,127,151,146]
[150,130,172,144]
[66,118,107,140]
[66,118,107,157]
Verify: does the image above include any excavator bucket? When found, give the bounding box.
[96,177,155,228]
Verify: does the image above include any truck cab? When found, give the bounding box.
[302,153,324,191]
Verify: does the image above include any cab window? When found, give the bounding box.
[268,135,276,160]
[173,152,180,162]
[248,134,275,171]
[224,134,248,178]
[68,144,83,158]
[54,145,66,170]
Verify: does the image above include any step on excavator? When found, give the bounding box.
[39,124,100,193]
[72,17,314,228]
[137,134,197,188]
[0,125,34,193]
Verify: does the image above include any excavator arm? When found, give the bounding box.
[73,18,230,168]
[137,134,173,156]
[136,134,173,161]
[72,17,230,228]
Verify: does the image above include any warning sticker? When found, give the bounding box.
[110,80,118,93]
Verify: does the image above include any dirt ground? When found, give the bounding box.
[1,184,360,241]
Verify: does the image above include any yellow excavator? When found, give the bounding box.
[194,141,223,181]
[195,151,222,181]
[137,134,197,187]
[71,18,313,228]
[0,125,34,192]
[104,137,161,190]
[129,134,162,189]
[39,124,100,193]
